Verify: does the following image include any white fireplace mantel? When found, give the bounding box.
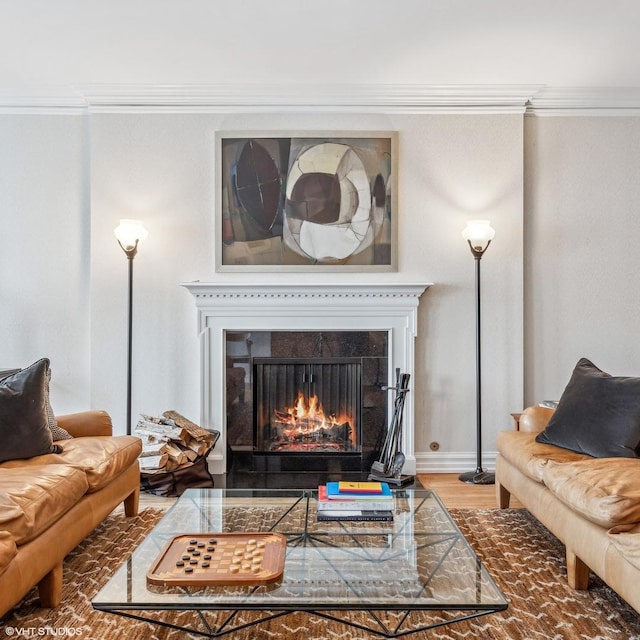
[181,282,431,477]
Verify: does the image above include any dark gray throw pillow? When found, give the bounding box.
[0,362,72,442]
[536,358,640,458]
[0,358,59,462]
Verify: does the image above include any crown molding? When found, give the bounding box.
[78,83,540,114]
[526,87,640,116]
[0,86,87,114]
[0,83,540,115]
[1,84,639,115]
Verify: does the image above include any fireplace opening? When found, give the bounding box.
[225,330,388,482]
[254,358,361,455]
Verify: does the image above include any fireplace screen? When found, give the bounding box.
[254,358,361,454]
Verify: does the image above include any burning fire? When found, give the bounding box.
[275,391,349,429]
[273,391,353,440]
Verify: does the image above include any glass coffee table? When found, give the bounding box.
[93,488,507,638]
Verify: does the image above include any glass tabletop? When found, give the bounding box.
[93,488,507,613]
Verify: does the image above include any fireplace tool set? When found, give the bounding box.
[368,369,414,487]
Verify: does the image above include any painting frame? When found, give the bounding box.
[215,131,398,272]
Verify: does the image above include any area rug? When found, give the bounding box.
[2,508,640,639]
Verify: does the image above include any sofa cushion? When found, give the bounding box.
[0,531,17,577]
[536,358,640,458]
[0,436,142,492]
[497,430,591,483]
[543,458,640,528]
[0,359,61,463]
[0,465,89,544]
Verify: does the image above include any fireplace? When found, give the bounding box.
[181,282,430,485]
[254,358,361,455]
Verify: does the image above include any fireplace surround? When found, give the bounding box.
[181,282,430,484]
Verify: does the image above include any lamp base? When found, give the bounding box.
[458,469,495,485]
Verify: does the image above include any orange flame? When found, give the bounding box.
[274,391,351,431]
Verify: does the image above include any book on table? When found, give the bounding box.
[317,485,394,511]
[325,481,392,500]
[336,481,384,494]
[316,509,394,522]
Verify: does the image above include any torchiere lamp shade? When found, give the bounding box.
[114,219,148,256]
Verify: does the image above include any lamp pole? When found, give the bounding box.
[114,220,148,436]
[459,220,495,485]
[124,243,136,437]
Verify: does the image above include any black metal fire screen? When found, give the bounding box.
[253,358,362,454]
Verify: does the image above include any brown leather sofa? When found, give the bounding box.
[496,406,640,614]
[0,410,142,617]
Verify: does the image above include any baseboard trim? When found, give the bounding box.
[415,451,498,474]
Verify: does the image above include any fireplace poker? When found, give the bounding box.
[370,369,402,474]
[369,371,413,486]
[385,373,409,475]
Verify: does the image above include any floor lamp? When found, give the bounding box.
[114,219,148,435]
[459,220,495,485]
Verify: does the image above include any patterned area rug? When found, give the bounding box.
[2,507,640,639]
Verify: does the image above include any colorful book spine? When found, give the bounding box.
[317,485,393,511]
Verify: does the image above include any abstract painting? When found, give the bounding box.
[215,132,397,271]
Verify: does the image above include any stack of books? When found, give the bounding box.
[316,481,394,522]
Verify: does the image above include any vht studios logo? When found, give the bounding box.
[4,628,83,637]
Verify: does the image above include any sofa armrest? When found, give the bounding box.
[518,406,555,433]
[56,411,113,437]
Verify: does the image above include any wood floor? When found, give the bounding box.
[418,473,523,509]
[137,474,523,511]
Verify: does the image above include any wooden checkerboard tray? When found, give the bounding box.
[146,532,287,587]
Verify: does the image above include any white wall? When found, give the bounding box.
[2,109,524,471]
[7,110,640,471]
[0,114,91,414]
[524,116,640,404]
[410,114,524,468]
